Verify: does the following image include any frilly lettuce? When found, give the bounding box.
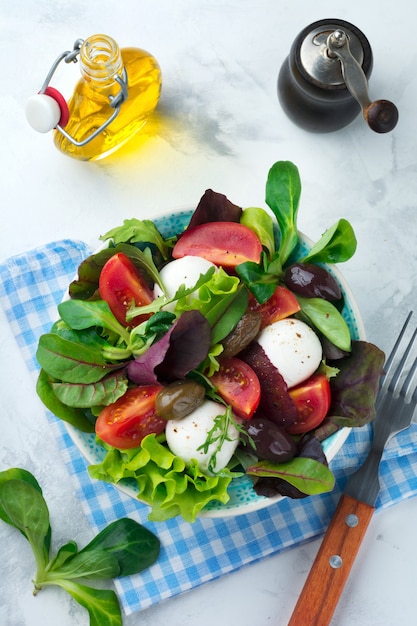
[88,434,233,522]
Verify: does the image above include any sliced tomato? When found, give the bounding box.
[96,385,165,449]
[248,285,301,328]
[172,222,262,268]
[99,252,154,327]
[286,374,331,435]
[209,357,261,419]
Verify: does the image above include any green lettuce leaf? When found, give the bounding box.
[88,435,232,523]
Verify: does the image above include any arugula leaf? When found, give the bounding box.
[265,161,301,264]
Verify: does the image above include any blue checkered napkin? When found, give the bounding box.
[1,241,417,615]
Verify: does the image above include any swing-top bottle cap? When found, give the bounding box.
[25,87,69,133]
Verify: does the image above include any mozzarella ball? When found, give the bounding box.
[165,400,240,475]
[256,318,322,388]
[154,256,216,311]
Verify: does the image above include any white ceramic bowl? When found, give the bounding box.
[65,209,365,517]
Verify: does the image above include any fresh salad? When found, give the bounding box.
[36,161,385,522]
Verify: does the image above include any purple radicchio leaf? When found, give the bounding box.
[127,310,211,385]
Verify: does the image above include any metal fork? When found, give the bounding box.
[288,312,417,626]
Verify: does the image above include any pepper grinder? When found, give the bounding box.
[278,18,398,133]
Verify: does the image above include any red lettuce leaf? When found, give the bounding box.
[127,310,211,384]
[186,189,242,231]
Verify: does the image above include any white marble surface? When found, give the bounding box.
[1,1,416,625]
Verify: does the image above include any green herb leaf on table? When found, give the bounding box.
[51,581,122,626]
[0,468,161,626]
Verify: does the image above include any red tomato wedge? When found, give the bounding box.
[209,357,261,419]
[286,374,331,435]
[248,285,301,328]
[99,252,154,327]
[172,222,262,268]
[96,385,165,449]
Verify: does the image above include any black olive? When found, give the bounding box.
[242,417,297,463]
[284,262,341,301]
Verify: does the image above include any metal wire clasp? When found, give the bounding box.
[39,39,129,146]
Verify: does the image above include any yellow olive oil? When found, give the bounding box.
[53,35,161,161]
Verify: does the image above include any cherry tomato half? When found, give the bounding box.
[209,357,261,419]
[96,385,165,449]
[172,221,262,268]
[99,252,154,327]
[286,374,331,435]
[248,285,301,329]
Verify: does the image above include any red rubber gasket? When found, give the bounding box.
[43,86,70,128]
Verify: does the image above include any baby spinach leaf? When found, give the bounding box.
[297,296,352,352]
[301,218,357,264]
[36,369,95,432]
[52,580,122,626]
[246,457,335,495]
[50,370,128,408]
[265,161,301,264]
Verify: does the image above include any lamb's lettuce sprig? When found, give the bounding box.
[0,468,160,626]
[236,160,357,352]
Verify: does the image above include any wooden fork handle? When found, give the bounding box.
[287,495,375,626]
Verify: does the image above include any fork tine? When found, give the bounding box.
[381,311,413,385]
[404,356,417,403]
[388,325,417,397]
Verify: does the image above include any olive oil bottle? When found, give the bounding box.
[54,34,161,160]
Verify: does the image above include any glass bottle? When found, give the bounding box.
[53,34,162,160]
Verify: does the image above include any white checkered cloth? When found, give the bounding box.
[1,240,416,615]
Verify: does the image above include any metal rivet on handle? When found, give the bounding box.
[329,555,343,569]
[345,514,359,528]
